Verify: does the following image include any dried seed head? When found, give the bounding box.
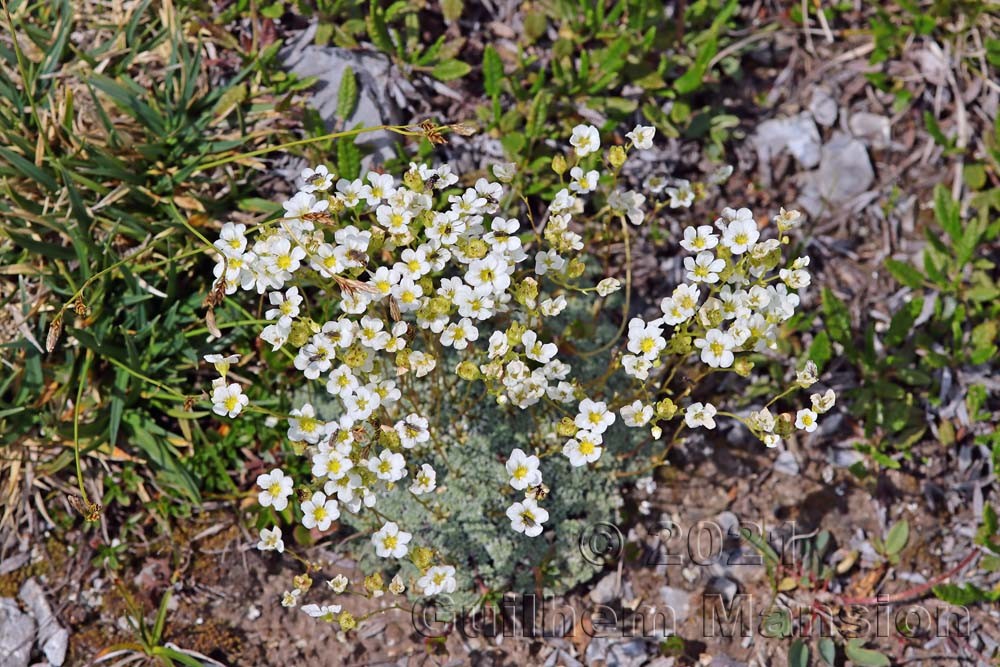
[46,313,64,353]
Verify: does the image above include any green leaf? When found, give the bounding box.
[818,637,836,665]
[482,45,503,99]
[821,287,851,347]
[336,66,358,120]
[0,147,59,192]
[844,639,890,666]
[933,583,1000,606]
[885,258,924,289]
[788,639,808,667]
[431,59,471,81]
[934,184,961,243]
[337,137,361,180]
[808,330,832,370]
[109,367,129,447]
[441,0,463,21]
[885,519,909,555]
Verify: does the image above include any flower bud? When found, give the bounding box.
[456,360,480,381]
[465,238,488,259]
[557,417,577,437]
[608,145,627,169]
[655,398,677,420]
[288,320,313,347]
[338,611,357,631]
[403,170,423,191]
[551,154,567,175]
[344,344,369,368]
[364,572,384,596]
[293,573,313,593]
[733,357,754,377]
[567,258,586,278]
[514,277,539,306]
[410,546,434,571]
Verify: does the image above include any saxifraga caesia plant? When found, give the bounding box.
[202,123,834,627]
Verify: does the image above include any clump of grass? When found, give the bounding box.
[0,0,305,525]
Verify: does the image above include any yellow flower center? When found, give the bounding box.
[512,465,528,480]
[579,440,595,455]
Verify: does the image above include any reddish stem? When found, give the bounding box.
[839,550,980,606]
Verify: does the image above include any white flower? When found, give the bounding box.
[627,318,665,361]
[563,430,603,466]
[302,603,341,620]
[300,164,334,192]
[521,331,557,363]
[747,407,775,433]
[665,180,694,209]
[575,398,615,434]
[492,162,516,183]
[506,448,542,490]
[795,408,819,432]
[680,225,719,253]
[569,166,599,193]
[372,521,412,558]
[257,527,284,553]
[620,400,653,428]
[774,207,803,232]
[211,382,248,418]
[796,361,819,387]
[608,189,646,225]
[265,287,303,327]
[441,318,479,350]
[569,124,600,157]
[540,296,567,316]
[301,491,340,531]
[506,498,549,537]
[389,574,406,594]
[811,389,836,414]
[694,329,736,369]
[626,124,655,150]
[684,402,717,430]
[535,249,566,275]
[288,403,325,444]
[410,463,437,495]
[368,449,407,482]
[256,468,294,511]
[204,353,240,376]
[721,217,760,255]
[684,252,726,284]
[596,277,621,296]
[281,589,301,608]
[417,565,457,595]
[328,574,349,593]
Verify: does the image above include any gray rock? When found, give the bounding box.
[704,576,738,605]
[0,598,35,667]
[606,638,651,667]
[19,579,68,666]
[798,132,874,217]
[774,450,800,476]
[658,586,693,625]
[753,112,822,169]
[589,572,621,605]
[543,648,583,667]
[808,88,838,127]
[280,24,414,168]
[848,112,891,149]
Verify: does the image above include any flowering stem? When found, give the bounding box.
[72,350,93,504]
[193,124,430,173]
[579,216,632,359]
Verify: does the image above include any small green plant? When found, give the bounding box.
[814,183,999,468]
